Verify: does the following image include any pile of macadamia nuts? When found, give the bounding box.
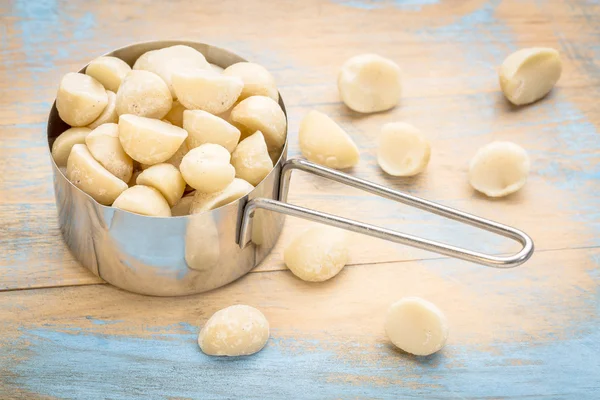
[52,45,285,217]
[52,44,562,359]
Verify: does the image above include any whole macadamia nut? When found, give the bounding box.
[377,122,431,177]
[338,54,402,113]
[180,144,235,193]
[116,70,173,119]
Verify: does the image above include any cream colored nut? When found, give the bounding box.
[229,96,286,159]
[163,100,186,127]
[231,131,273,186]
[338,54,402,113]
[118,114,188,165]
[377,122,430,177]
[468,141,530,198]
[299,110,359,169]
[85,123,133,183]
[112,185,171,217]
[51,127,91,167]
[385,297,449,356]
[499,47,562,106]
[283,226,349,282]
[88,90,118,129]
[180,144,235,193]
[136,163,185,207]
[183,110,241,153]
[223,62,278,101]
[85,56,132,93]
[56,72,108,126]
[172,69,243,114]
[198,305,269,357]
[171,192,195,216]
[116,70,172,119]
[133,45,209,98]
[190,178,254,214]
[66,144,128,205]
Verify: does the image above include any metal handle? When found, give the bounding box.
[239,158,534,268]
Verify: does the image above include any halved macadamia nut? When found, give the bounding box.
[499,47,562,106]
[85,56,132,93]
[171,192,195,216]
[136,163,186,207]
[385,297,449,356]
[112,185,171,217]
[190,178,254,214]
[56,72,108,126]
[85,123,133,182]
[133,45,209,98]
[231,131,273,186]
[198,305,270,357]
[283,226,349,282]
[468,141,530,198]
[222,62,278,101]
[163,100,186,127]
[116,70,172,119]
[299,110,359,169]
[88,90,118,129]
[51,127,91,167]
[179,144,235,193]
[377,122,431,177]
[338,54,402,113]
[183,110,241,153]
[66,144,128,205]
[118,114,188,165]
[229,96,286,159]
[172,69,243,114]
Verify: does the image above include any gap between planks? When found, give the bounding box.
[2,244,598,295]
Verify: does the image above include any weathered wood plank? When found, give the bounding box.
[0,247,598,399]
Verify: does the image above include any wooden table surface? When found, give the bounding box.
[1,0,599,398]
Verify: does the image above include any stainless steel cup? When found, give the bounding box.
[47,41,534,296]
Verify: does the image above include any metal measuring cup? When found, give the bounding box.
[47,41,534,296]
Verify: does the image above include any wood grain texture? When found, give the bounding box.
[0,0,599,398]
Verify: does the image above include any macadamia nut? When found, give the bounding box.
[180,144,235,193]
[118,114,188,165]
[231,131,273,186]
[377,122,430,177]
[66,144,128,205]
[136,163,186,207]
[133,45,209,98]
[51,127,91,167]
[163,100,186,127]
[88,90,118,129]
[469,141,530,198]
[190,178,254,214]
[56,72,108,126]
[85,123,133,182]
[198,305,269,357]
[116,70,172,119]
[283,226,349,282]
[499,47,562,106]
[299,110,359,169]
[183,110,241,153]
[112,185,171,217]
[338,54,402,113]
[229,96,286,160]
[172,69,243,114]
[385,297,449,356]
[85,56,132,93]
[222,62,278,101]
